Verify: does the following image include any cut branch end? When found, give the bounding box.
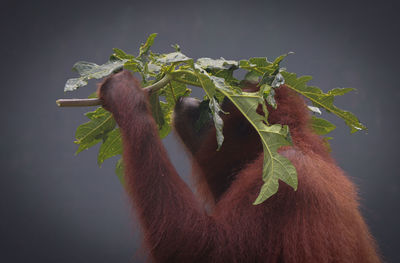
[56,98,103,107]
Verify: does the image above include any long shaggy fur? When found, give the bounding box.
[98,70,381,262]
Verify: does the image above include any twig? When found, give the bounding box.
[56,74,172,107]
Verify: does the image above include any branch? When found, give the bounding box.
[56,74,172,107]
[56,98,103,107]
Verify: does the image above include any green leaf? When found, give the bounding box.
[244,71,260,83]
[190,65,227,149]
[281,71,367,133]
[240,57,270,69]
[196,57,239,86]
[98,128,123,165]
[260,68,284,87]
[123,60,141,73]
[170,70,201,87]
[157,80,191,139]
[65,60,127,91]
[211,79,297,204]
[239,58,269,76]
[158,102,172,139]
[76,137,102,154]
[209,97,225,150]
[139,33,157,58]
[149,92,165,131]
[311,116,336,135]
[270,52,293,68]
[171,64,226,149]
[160,80,191,105]
[229,94,297,204]
[192,64,216,97]
[75,107,116,154]
[240,53,291,81]
[115,158,125,186]
[135,34,159,82]
[112,48,135,60]
[328,87,354,96]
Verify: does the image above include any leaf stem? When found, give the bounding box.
[172,78,202,87]
[168,82,177,103]
[171,70,202,87]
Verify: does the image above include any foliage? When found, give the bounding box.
[64,33,366,204]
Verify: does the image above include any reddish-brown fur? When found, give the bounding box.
[98,70,381,262]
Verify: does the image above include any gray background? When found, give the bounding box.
[1,0,399,262]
